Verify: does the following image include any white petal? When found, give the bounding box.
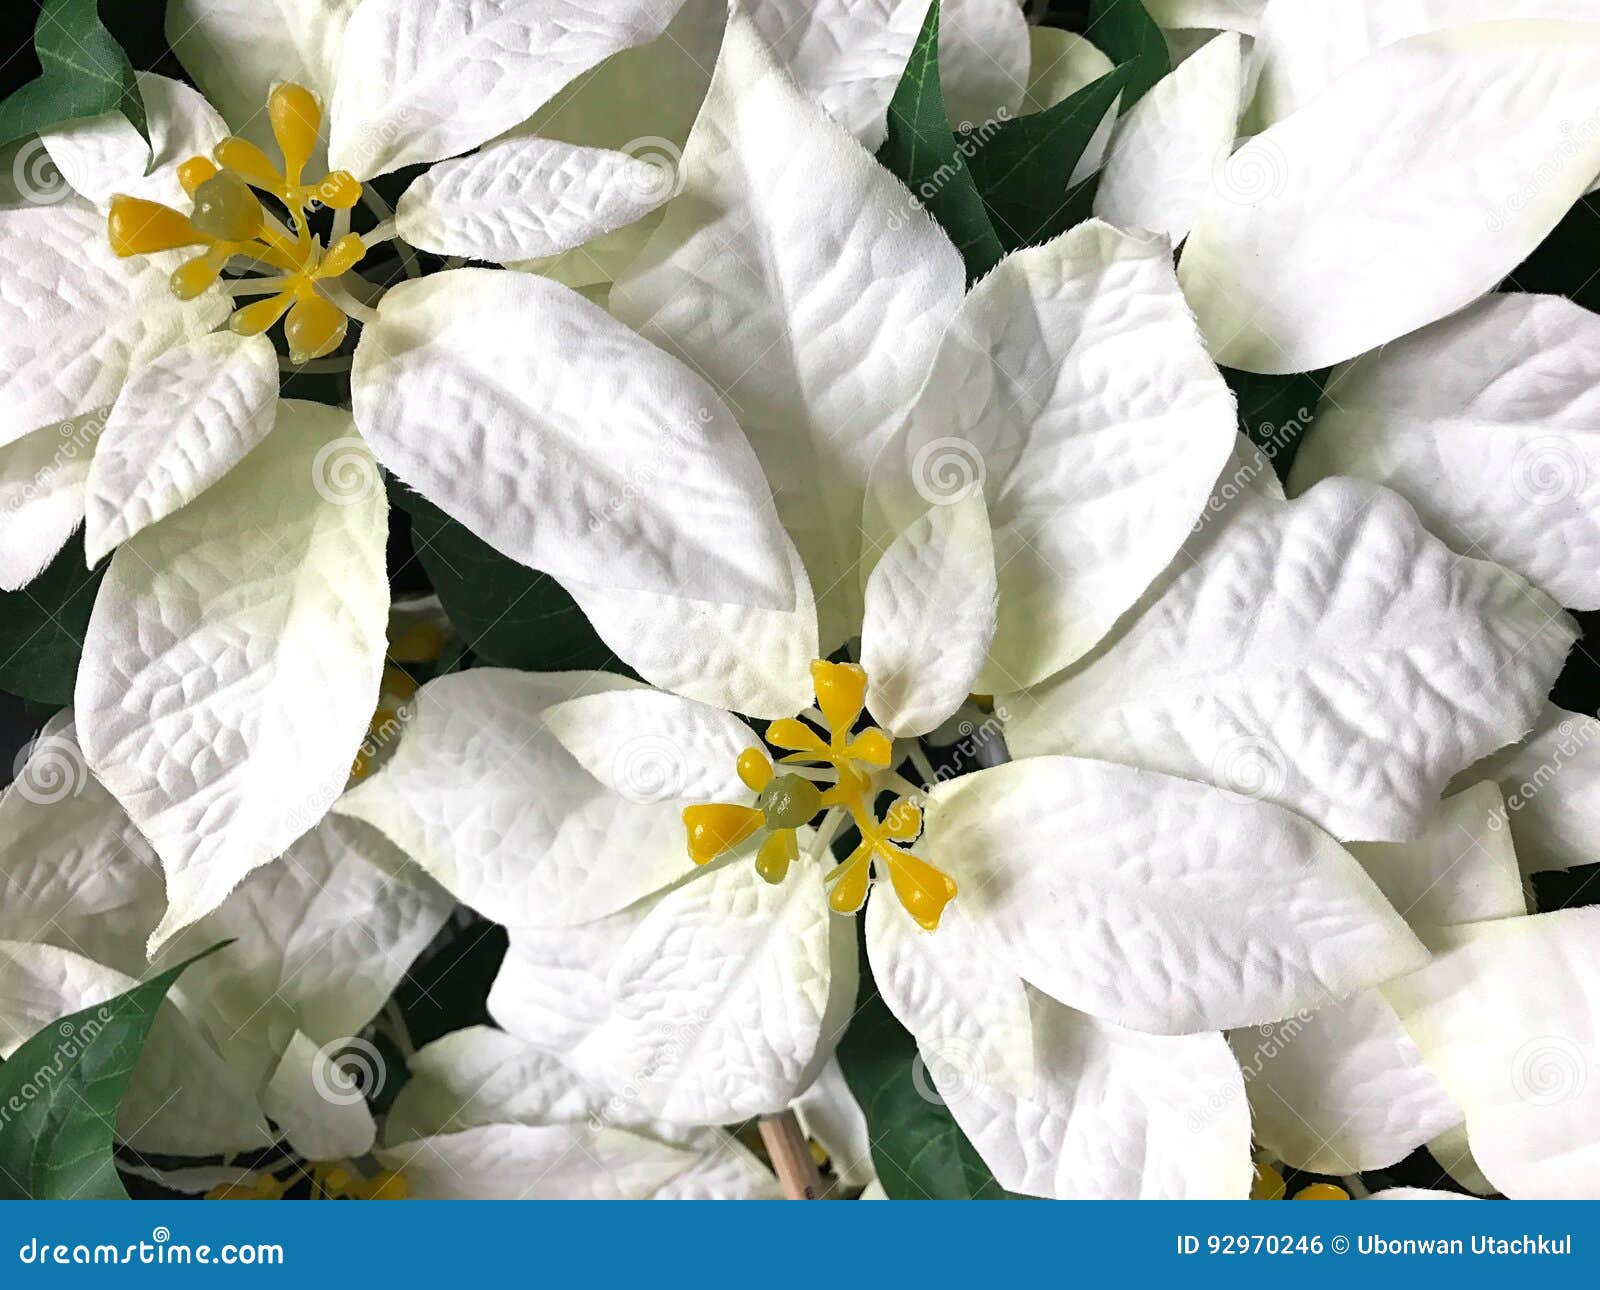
[1461,703,1600,875]
[791,1058,875,1189]
[397,136,670,262]
[0,940,271,1157]
[0,200,230,448]
[336,669,697,928]
[490,857,838,1124]
[1022,26,1115,115]
[1146,0,1264,34]
[1007,477,1576,842]
[860,494,997,737]
[41,74,229,212]
[1231,993,1461,1175]
[353,268,795,611]
[1094,34,1244,244]
[1371,1187,1479,1200]
[167,0,355,152]
[1347,781,1526,929]
[260,1030,378,1161]
[1428,1120,1497,1195]
[1290,294,1600,610]
[75,401,389,952]
[1386,909,1600,1199]
[328,0,677,179]
[540,688,760,804]
[84,331,278,565]
[0,411,99,590]
[1181,21,1600,373]
[613,11,965,647]
[926,756,1427,1034]
[866,221,1236,690]
[937,0,1032,129]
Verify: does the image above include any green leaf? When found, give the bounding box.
[0,942,228,1200]
[0,0,148,151]
[964,63,1132,253]
[389,481,623,674]
[1222,366,1328,484]
[0,534,105,707]
[836,935,1015,1199]
[876,0,1005,283]
[1086,0,1170,107]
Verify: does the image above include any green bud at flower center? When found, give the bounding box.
[189,170,263,242]
[757,773,823,830]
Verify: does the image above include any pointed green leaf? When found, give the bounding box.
[0,534,105,707]
[1086,0,1169,107]
[0,942,228,1200]
[876,0,1004,283]
[0,0,147,151]
[965,63,1132,253]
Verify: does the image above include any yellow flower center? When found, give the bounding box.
[204,1162,407,1201]
[682,660,958,931]
[106,82,366,364]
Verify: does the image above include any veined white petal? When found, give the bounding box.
[260,1029,377,1161]
[0,411,100,590]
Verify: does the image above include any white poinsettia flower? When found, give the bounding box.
[0,711,452,1170]
[375,1026,780,1199]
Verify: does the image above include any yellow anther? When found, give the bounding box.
[845,728,892,768]
[107,194,207,256]
[206,1172,285,1201]
[370,706,399,737]
[737,747,774,793]
[317,231,366,278]
[756,829,798,885]
[811,660,867,735]
[1251,1163,1287,1200]
[826,843,873,915]
[885,847,957,931]
[390,622,445,663]
[766,717,826,755]
[189,170,263,242]
[684,803,764,865]
[230,291,294,337]
[882,798,922,841]
[1293,1183,1349,1200]
[284,291,348,364]
[808,1140,829,1168]
[382,664,419,702]
[170,245,232,300]
[268,82,321,184]
[313,170,363,209]
[214,135,284,192]
[177,154,219,197]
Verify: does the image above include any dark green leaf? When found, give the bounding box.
[0,532,105,707]
[390,481,623,674]
[393,918,507,1049]
[964,63,1132,253]
[1504,191,1600,314]
[876,0,1004,282]
[0,942,228,1200]
[836,937,1014,1199]
[1086,0,1169,107]
[0,0,147,151]
[1222,366,1327,484]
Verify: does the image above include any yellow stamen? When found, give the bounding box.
[882,798,922,841]
[214,135,284,192]
[318,231,366,278]
[284,290,348,364]
[756,829,798,885]
[230,291,295,336]
[107,194,207,256]
[683,803,764,865]
[825,841,873,915]
[1251,1163,1287,1200]
[1293,1183,1350,1200]
[737,747,774,793]
[884,847,958,931]
[177,154,219,197]
[268,82,322,186]
[811,660,867,734]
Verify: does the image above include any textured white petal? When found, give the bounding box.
[926,757,1427,1034]
[353,268,794,611]
[167,0,356,152]
[792,1058,875,1189]
[1022,26,1115,113]
[397,136,670,262]
[932,986,1252,1199]
[328,0,678,179]
[0,411,100,590]
[1290,294,1600,610]
[1386,910,1600,1199]
[41,74,229,212]
[490,856,839,1124]
[1094,34,1244,244]
[84,331,278,565]
[860,495,997,737]
[936,0,1033,129]
[1147,0,1265,33]
[1231,992,1460,1175]
[867,221,1236,691]
[1007,477,1576,842]
[1428,1120,1497,1195]
[613,12,965,647]
[1181,22,1600,373]
[75,401,389,952]
[336,670,699,929]
[0,200,230,448]
[1250,0,1600,126]
[1461,703,1600,875]
[0,940,271,1157]
[260,1029,378,1161]
[540,688,759,805]
[1371,1187,1479,1200]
